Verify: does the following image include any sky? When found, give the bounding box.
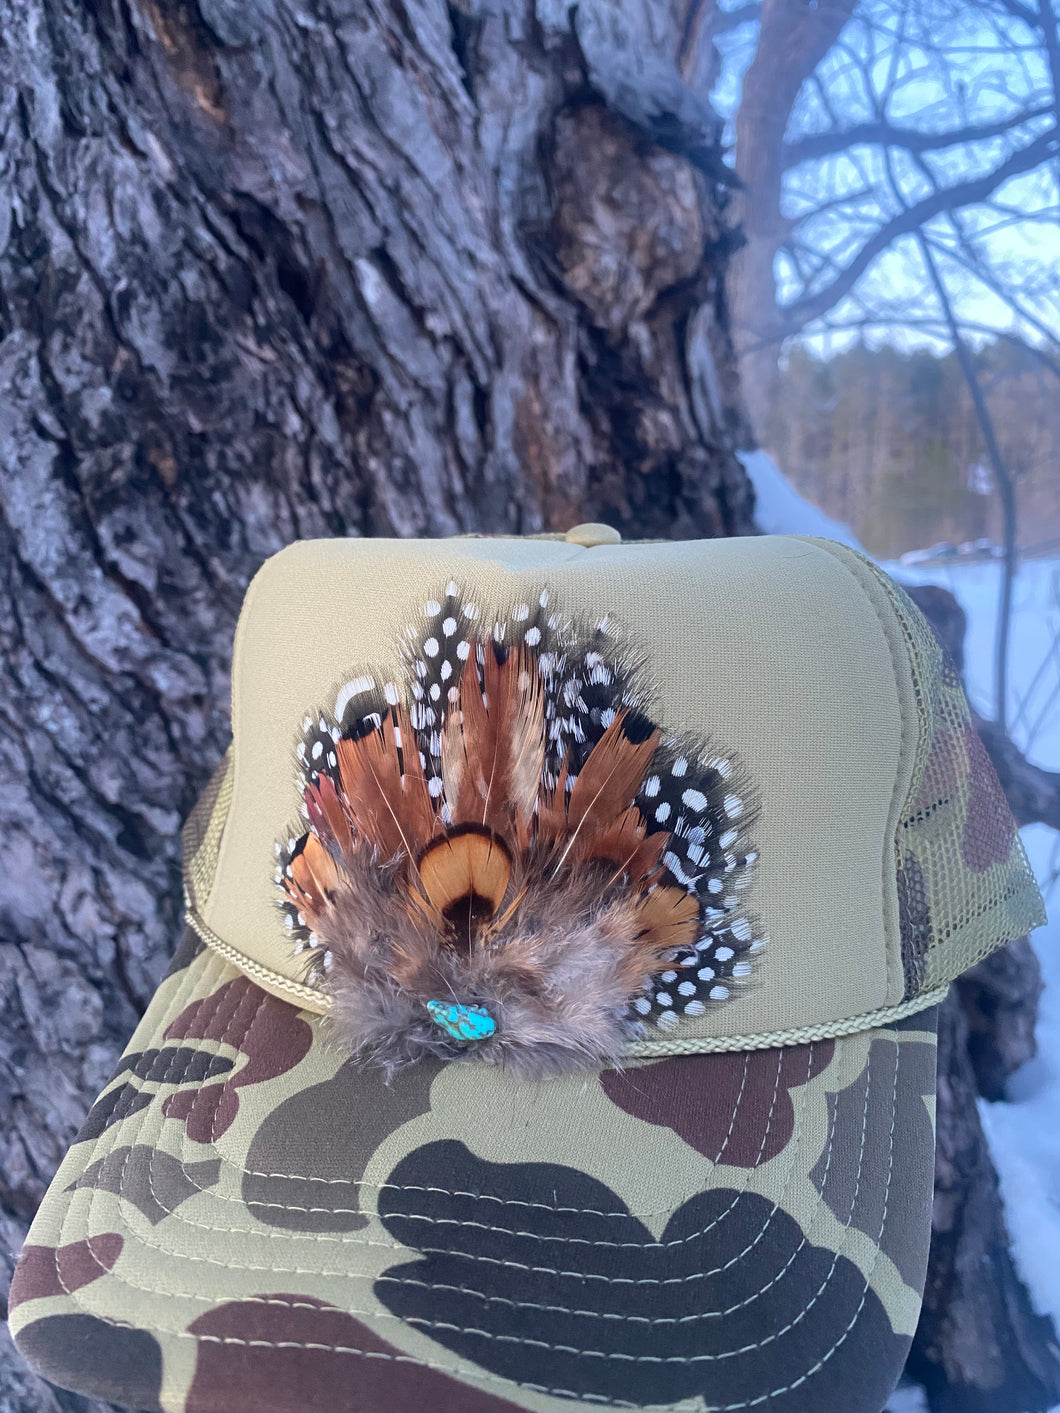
[709,0,1060,358]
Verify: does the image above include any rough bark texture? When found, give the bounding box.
[0,1,752,1408]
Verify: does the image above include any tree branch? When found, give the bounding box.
[780,122,1060,333]
[1035,0,1060,186]
[783,104,1053,168]
[676,0,760,81]
[996,0,1041,30]
[916,235,1019,730]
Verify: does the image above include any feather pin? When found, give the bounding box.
[277,588,760,1077]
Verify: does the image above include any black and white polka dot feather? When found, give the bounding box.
[631,736,763,1031]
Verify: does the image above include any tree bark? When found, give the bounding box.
[0,2,752,1409]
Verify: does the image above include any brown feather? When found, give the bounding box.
[280,596,758,1080]
[442,643,544,843]
[417,827,512,921]
[542,714,659,872]
[565,713,659,839]
[305,773,353,857]
[319,857,693,1078]
[578,806,669,884]
[336,707,434,859]
[633,885,701,958]
[286,833,340,925]
[536,756,571,845]
[283,876,317,926]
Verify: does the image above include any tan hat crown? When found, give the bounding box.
[182,533,1044,1057]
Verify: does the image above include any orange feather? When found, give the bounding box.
[305,772,353,857]
[336,707,435,859]
[417,827,512,920]
[566,713,659,838]
[286,833,340,925]
[633,885,701,958]
[578,806,669,884]
[442,643,544,845]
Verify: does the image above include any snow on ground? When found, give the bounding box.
[738,449,864,548]
[887,553,1060,1348]
[885,1384,930,1413]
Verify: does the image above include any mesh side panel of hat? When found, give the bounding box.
[824,545,1045,997]
[182,750,233,915]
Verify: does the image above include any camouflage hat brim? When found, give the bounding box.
[10,928,939,1413]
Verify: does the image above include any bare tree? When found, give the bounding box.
[708,0,1060,767]
[714,0,1060,433]
[0,2,755,1409]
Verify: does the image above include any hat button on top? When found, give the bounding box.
[564,522,622,547]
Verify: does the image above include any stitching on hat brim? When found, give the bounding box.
[29,949,935,1412]
[66,950,816,1246]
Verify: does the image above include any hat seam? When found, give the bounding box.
[625,984,947,1055]
[735,1022,901,1409]
[52,968,831,1235]
[57,955,893,1252]
[96,945,808,1225]
[53,949,816,1271]
[50,948,909,1249]
[75,1019,801,1260]
[187,900,950,1051]
[54,979,844,1281]
[793,540,917,1009]
[139,1045,792,1213]
[49,1022,858,1341]
[186,908,326,1010]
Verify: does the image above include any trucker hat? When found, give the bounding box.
[10,530,1045,1413]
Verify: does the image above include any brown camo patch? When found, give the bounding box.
[9,1235,124,1308]
[186,1296,524,1413]
[161,977,313,1141]
[600,1040,834,1166]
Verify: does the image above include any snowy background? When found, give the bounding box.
[743,453,1060,1413]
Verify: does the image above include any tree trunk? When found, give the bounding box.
[0,2,752,1408]
[727,0,856,438]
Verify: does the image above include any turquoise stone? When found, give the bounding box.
[426,1000,497,1042]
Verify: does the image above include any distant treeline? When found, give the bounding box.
[765,340,1060,559]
